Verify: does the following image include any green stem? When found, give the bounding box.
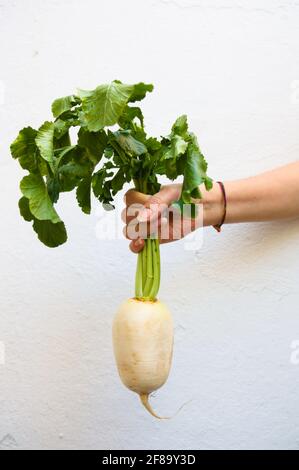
[134,179,161,301]
[148,239,159,299]
[135,250,143,298]
[156,239,161,294]
[143,239,153,296]
[142,240,147,291]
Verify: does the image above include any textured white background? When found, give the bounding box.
[0,0,299,450]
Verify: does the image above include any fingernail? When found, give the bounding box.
[137,208,152,222]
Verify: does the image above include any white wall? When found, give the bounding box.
[1,0,299,450]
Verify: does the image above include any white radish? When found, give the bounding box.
[113,298,173,418]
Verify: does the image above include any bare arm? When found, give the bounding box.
[203,161,299,227]
[124,162,299,252]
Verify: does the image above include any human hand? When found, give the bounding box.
[122,183,204,253]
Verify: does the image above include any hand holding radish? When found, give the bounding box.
[123,183,208,253]
[11,80,213,418]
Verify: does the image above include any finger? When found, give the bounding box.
[130,214,168,240]
[129,238,145,253]
[124,189,149,206]
[121,205,141,225]
[124,190,149,227]
[121,207,127,223]
[123,224,143,240]
[137,185,181,223]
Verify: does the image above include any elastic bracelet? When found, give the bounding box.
[213,181,227,232]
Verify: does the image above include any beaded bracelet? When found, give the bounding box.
[213,181,227,232]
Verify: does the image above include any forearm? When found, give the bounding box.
[202,162,299,227]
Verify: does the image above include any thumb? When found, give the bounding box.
[137,184,181,222]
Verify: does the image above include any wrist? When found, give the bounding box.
[200,182,224,227]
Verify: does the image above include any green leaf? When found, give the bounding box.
[172,135,188,158]
[47,176,60,203]
[53,110,80,145]
[54,130,71,149]
[111,169,126,195]
[158,116,189,179]
[13,81,213,254]
[54,145,77,169]
[101,181,114,205]
[146,137,161,153]
[52,95,80,118]
[92,168,108,198]
[171,114,188,138]
[163,134,188,160]
[57,167,81,192]
[11,127,38,172]
[182,137,213,203]
[78,128,107,163]
[76,175,92,214]
[20,174,61,223]
[118,105,144,128]
[77,81,134,131]
[163,115,189,160]
[92,167,114,205]
[129,83,153,103]
[19,197,34,222]
[113,130,147,156]
[104,146,114,159]
[35,121,55,170]
[19,195,67,247]
[54,119,71,139]
[59,161,91,179]
[56,146,94,193]
[33,219,67,248]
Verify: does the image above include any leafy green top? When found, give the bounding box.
[11,80,212,247]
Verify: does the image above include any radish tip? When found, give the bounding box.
[139,394,169,420]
